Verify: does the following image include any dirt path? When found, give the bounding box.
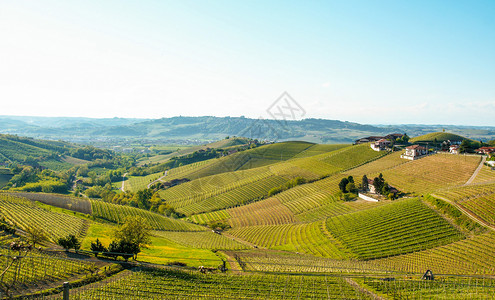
[147,170,168,189]
[222,232,258,249]
[218,251,242,274]
[465,156,487,185]
[121,173,128,192]
[344,278,386,300]
[431,194,495,231]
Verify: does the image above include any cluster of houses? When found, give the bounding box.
[356,133,489,161]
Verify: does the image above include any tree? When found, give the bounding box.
[106,240,120,260]
[57,234,81,253]
[113,216,152,260]
[373,175,385,195]
[0,241,33,297]
[361,175,369,191]
[459,140,471,153]
[338,178,349,193]
[381,181,390,195]
[347,176,354,183]
[25,224,49,247]
[90,238,107,258]
[346,182,357,194]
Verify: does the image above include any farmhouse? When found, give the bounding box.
[449,145,459,154]
[370,139,391,151]
[401,145,427,160]
[355,136,384,144]
[367,179,376,193]
[355,133,404,145]
[476,147,495,155]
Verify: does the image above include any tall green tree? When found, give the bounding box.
[113,216,152,260]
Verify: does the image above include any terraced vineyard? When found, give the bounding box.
[343,151,406,178]
[8,192,92,214]
[0,247,96,290]
[126,172,164,192]
[380,154,481,194]
[372,231,495,275]
[229,220,350,259]
[471,164,495,183]
[69,267,372,299]
[291,144,350,158]
[363,276,495,299]
[164,175,287,215]
[0,194,87,241]
[435,182,495,226]
[318,143,386,170]
[154,231,249,250]
[160,167,273,203]
[227,197,296,227]
[188,210,230,225]
[90,200,205,231]
[325,198,464,259]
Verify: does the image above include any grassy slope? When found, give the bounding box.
[81,221,223,268]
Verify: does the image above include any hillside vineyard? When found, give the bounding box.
[1,134,495,299]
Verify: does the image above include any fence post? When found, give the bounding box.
[63,282,70,300]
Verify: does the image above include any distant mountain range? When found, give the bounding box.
[0,115,494,146]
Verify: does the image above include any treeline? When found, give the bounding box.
[68,146,113,161]
[4,166,72,193]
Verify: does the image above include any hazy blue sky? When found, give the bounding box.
[1,0,494,125]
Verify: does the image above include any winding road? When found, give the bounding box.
[147,171,168,189]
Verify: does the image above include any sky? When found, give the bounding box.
[0,0,494,125]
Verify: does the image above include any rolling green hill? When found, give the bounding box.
[409,132,468,143]
[2,136,494,299]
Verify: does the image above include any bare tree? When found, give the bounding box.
[0,241,33,297]
[25,224,49,248]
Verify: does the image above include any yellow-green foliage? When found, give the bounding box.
[90,200,205,231]
[325,198,463,259]
[0,194,86,241]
